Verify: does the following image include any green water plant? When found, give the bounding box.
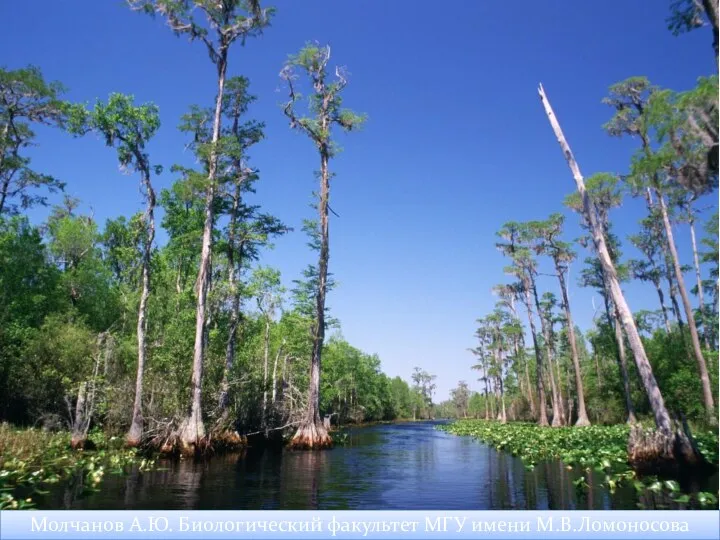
[438,420,718,508]
[0,424,155,509]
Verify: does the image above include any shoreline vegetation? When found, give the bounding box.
[0,418,421,509]
[2,418,717,510]
[438,419,719,508]
[0,424,155,510]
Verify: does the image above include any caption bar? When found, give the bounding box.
[1,510,718,539]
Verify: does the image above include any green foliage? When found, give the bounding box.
[129,0,274,58]
[281,42,367,155]
[643,328,719,422]
[321,337,406,423]
[450,381,470,418]
[0,217,62,423]
[101,215,143,286]
[81,93,162,180]
[21,313,98,414]
[0,66,71,215]
[564,172,623,220]
[411,367,436,419]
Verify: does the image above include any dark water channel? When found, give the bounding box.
[39,422,717,510]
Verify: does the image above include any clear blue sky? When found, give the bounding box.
[1,1,716,400]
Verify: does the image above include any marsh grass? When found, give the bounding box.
[0,423,155,509]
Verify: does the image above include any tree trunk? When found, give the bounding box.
[613,304,637,423]
[531,278,563,426]
[219,185,243,419]
[594,351,603,392]
[712,281,719,349]
[523,357,536,417]
[0,178,9,216]
[261,316,270,430]
[556,264,590,425]
[522,280,549,426]
[179,52,228,451]
[127,173,156,448]
[482,365,490,420]
[701,0,719,62]
[290,148,332,449]
[0,122,9,215]
[551,335,567,425]
[665,257,685,326]
[508,296,536,417]
[495,340,507,423]
[689,216,711,349]
[71,382,88,450]
[547,356,563,426]
[71,335,104,450]
[656,191,716,425]
[517,360,531,416]
[599,282,636,423]
[538,84,698,464]
[281,354,291,410]
[499,377,507,424]
[271,339,285,404]
[653,277,672,333]
[483,389,489,420]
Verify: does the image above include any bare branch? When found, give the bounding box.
[281,68,317,140]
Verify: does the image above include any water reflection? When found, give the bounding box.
[37,422,716,510]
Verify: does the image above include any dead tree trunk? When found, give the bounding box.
[538,84,699,464]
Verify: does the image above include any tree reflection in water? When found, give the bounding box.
[36,422,716,510]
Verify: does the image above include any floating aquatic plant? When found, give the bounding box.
[438,420,718,508]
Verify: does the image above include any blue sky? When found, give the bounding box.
[1,1,716,400]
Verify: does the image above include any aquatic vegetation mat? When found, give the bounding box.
[438,420,718,508]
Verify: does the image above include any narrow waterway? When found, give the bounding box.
[39,422,715,510]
